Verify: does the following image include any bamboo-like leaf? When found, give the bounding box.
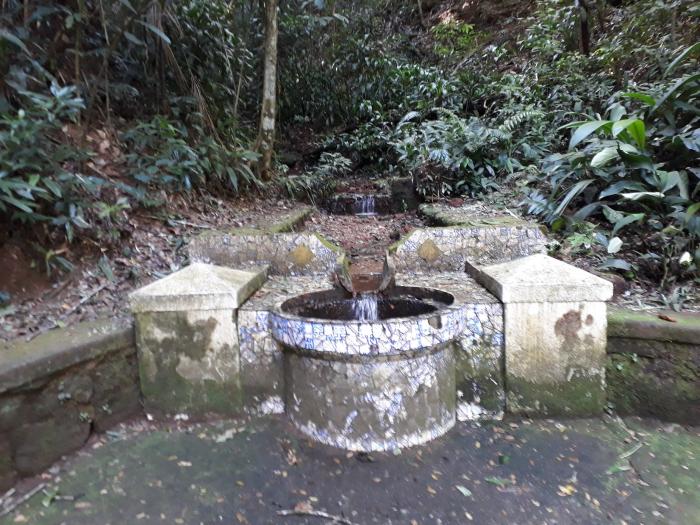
[554,179,594,217]
[599,181,646,199]
[138,21,172,45]
[572,202,602,221]
[622,92,657,106]
[686,202,700,222]
[602,205,623,225]
[0,29,29,54]
[570,120,611,150]
[612,213,645,235]
[124,31,145,46]
[622,191,665,200]
[665,42,700,77]
[652,74,700,115]
[599,258,634,271]
[591,146,619,168]
[612,119,646,150]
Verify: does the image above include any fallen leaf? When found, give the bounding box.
[455,485,472,497]
[485,476,510,487]
[557,484,577,496]
[213,428,240,443]
[294,500,313,513]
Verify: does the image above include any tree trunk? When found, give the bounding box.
[576,0,591,56]
[255,0,278,179]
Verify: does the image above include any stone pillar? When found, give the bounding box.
[129,263,267,417]
[473,254,613,416]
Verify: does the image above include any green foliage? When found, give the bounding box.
[172,0,257,137]
[393,109,512,197]
[0,83,91,239]
[524,43,699,280]
[275,152,350,202]
[431,20,477,58]
[122,116,262,196]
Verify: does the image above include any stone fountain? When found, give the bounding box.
[129,209,613,452]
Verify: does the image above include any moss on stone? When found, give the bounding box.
[606,349,699,425]
[136,311,242,417]
[191,207,314,239]
[387,229,416,254]
[0,318,134,394]
[312,232,344,254]
[506,375,605,417]
[266,207,314,233]
[455,343,504,413]
[607,307,700,344]
[419,204,534,228]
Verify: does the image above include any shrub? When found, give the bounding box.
[0,83,92,240]
[122,116,262,197]
[523,44,700,281]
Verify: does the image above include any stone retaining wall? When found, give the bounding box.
[606,308,699,425]
[0,319,141,491]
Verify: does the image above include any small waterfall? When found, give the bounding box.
[352,293,379,321]
[356,195,376,216]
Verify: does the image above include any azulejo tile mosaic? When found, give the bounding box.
[284,345,456,452]
[257,273,504,451]
[188,232,342,276]
[393,225,547,272]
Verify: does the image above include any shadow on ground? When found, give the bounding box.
[2,417,698,525]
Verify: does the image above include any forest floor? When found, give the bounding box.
[0,194,425,342]
[1,190,697,343]
[1,415,697,524]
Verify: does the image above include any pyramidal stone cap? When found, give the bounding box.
[473,254,613,303]
[129,263,268,313]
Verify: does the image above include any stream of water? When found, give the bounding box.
[355,195,376,217]
[351,293,379,321]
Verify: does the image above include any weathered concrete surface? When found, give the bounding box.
[420,202,530,228]
[505,301,608,416]
[607,340,699,425]
[473,254,614,303]
[473,255,612,417]
[135,309,241,416]
[284,347,456,451]
[608,307,700,344]
[2,417,697,524]
[605,307,700,425]
[0,318,134,393]
[129,263,268,313]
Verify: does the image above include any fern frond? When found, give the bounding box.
[499,110,543,133]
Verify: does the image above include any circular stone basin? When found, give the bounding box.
[270,287,465,452]
[272,287,463,356]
